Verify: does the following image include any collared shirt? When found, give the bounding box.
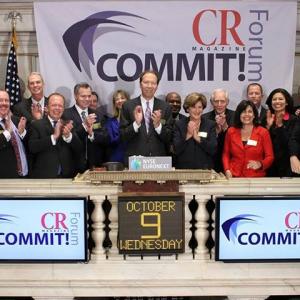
[0,117,28,176]
[48,116,72,145]
[256,105,262,116]
[133,96,162,134]
[0,117,26,141]
[74,104,94,141]
[75,104,88,121]
[32,97,45,111]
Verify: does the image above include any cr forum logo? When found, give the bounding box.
[221,214,261,242]
[63,11,149,79]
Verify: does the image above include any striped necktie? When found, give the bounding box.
[145,101,151,132]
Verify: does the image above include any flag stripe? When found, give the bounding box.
[5,28,21,107]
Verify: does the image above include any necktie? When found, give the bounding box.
[53,120,57,128]
[81,111,87,121]
[145,101,151,132]
[10,131,23,176]
[81,111,88,160]
[2,119,28,176]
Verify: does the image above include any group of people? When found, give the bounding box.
[1,70,300,179]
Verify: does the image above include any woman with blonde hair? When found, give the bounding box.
[105,89,129,163]
[173,92,217,169]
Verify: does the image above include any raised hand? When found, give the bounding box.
[134,105,143,125]
[266,110,274,129]
[53,119,63,140]
[152,109,161,128]
[62,120,73,138]
[215,113,228,133]
[31,103,43,120]
[18,117,27,135]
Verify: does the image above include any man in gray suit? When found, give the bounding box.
[120,70,173,166]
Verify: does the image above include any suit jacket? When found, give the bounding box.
[223,126,274,177]
[202,108,235,172]
[258,106,267,127]
[169,113,187,166]
[268,114,298,177]
[63,106,109,172]
[173,116,217,169]
[105,117,127,163]
[28,118,82,178]
[289,117,300,157]
[13,97,49,123]
[0,116,28,178]
[120,96,173,165]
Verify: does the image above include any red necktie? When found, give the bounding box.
[2,119,23,176]
[11,132,22,175]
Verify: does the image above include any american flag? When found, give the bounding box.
[5,29,21,107]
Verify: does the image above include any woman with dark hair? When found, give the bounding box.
[222,100,273,178]
[105,89,129,163]
[290,119,300,175]
[173,92,217,169]
[266,88,298,177]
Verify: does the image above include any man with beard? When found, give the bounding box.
[0,90,28,178]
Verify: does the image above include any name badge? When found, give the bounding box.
[93,122,101,129]
[247,139,257,146]
[198,131,208,138]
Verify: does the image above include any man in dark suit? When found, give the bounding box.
[28,93,82,178]
[166,92,186,121]
[165,92,186,166]
[13,72,48,122]
[202,88,235,173]
[120,70,173,165]
[63,83,109,173]
[0,90,28,178]
[247,83,267,126]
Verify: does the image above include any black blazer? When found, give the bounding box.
[268,114,298,177]
[28,118,82,178]
[13,97,49,123]
[120,96,173,165]
[202,108,235,172]
[259,106,267,127]
[289,117,300,157]
[173,116,217,169]
[0,115,28,178]
[63,106,109,172]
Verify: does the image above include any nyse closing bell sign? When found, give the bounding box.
[118,193,185,254]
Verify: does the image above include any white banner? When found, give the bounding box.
[34,1,297,114]
[217,197,300,261]
[0,198,87,261]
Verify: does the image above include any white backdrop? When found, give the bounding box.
[34,1,297,114]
